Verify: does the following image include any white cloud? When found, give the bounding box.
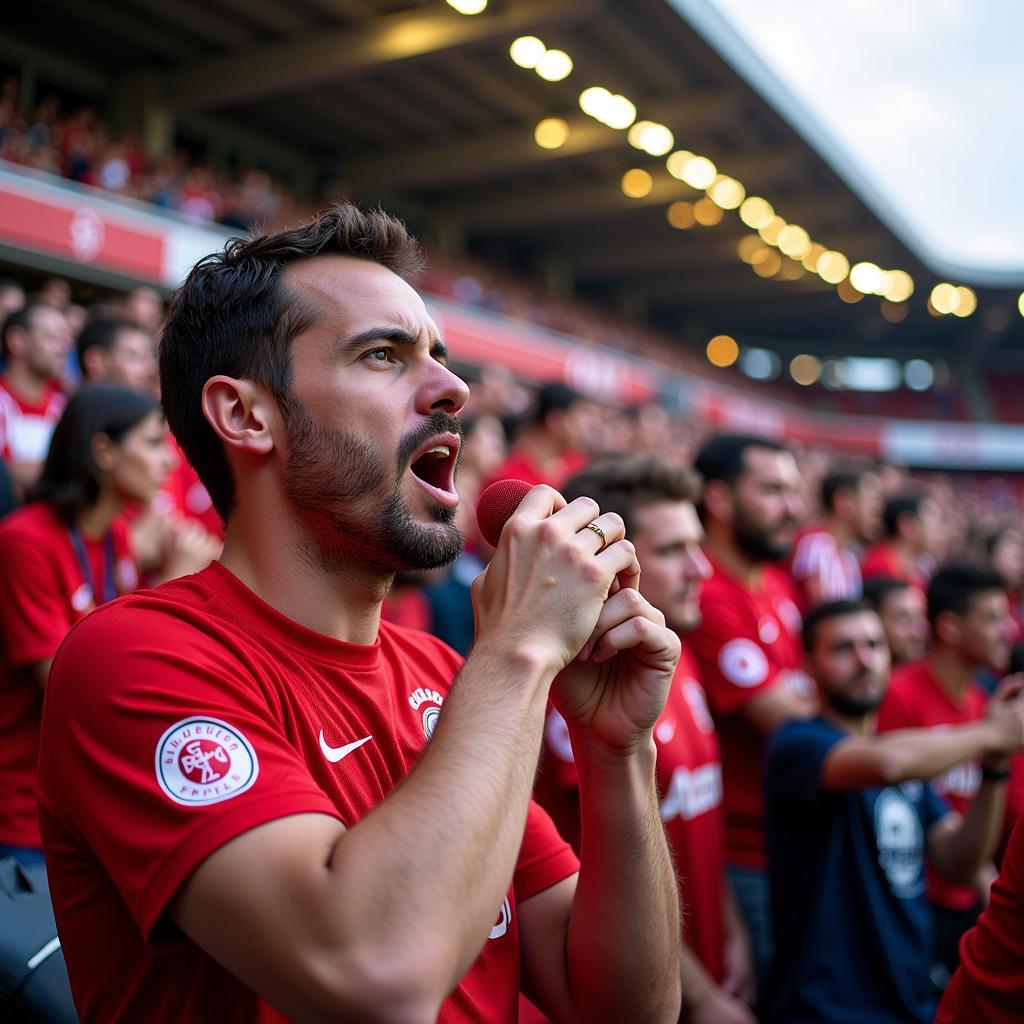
[704,0,1024,279]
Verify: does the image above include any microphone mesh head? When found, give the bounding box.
[476,479,533,548]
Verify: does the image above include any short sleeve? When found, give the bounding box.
[0,527,73,668]
[39,601,340,941]
[688,590,782,716]
[765,720,843,808]
[790,531,825,582]
[514,800,579,902]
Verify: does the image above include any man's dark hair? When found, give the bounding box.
[927,561,1006,627]
[30,384,161,523]
[862,576,911,613]
[561,455,701,536]
[882,494,922,538]
[821,469,865,514]
[693,434,787,490]
[803,598,874,651]
[1,300,49,360]
[535,383,580,427]
[159,202,424,522]
[76,318,142,375]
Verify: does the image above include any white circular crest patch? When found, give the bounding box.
[155,716,259,806]
[718,639,769,688]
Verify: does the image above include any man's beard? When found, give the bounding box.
[280,401,464,575]
[733,504,793,563]
[823,675,886,718]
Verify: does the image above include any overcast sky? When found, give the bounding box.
[695,0,1024,282]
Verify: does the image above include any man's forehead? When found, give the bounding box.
[744,446,796,477]
[285,255,435,335]
[826,611,884,641]
[635,500,701,540]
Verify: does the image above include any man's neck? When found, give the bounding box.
[2,364,47,404]
[702,531,759,587]
[219,509,386,646]
[517,427,564,470]
[927,646,976,703]
[824,514,853,549]
[820,703,876,737]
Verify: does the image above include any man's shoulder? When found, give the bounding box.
[0,500,59,542]
[887,660,930,697]
[53,571,225,664]
[768,716,840,758]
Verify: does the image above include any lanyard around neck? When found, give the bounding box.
[68,525,117,606]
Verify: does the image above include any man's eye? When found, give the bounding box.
[367,348,393,363]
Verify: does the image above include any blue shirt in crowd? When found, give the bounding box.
[762,716,949,1024]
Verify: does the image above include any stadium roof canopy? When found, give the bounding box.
[4,0,1024,368]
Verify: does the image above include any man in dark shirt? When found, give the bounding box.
[763,599,1024,1024]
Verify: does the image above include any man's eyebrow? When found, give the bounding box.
[337,326,448,359]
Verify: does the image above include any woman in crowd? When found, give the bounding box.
[0,384,171,864]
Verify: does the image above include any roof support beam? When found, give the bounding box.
[341,92,731,192]
[170,0,597,111]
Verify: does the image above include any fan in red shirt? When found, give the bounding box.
[686,434,818,990]
[862,576,930,667]
[535,455,756,1024]
[76,316,223,582]
[877,562,1017,981]
[784,466,881,612]
[0,384,168,862]
[861,492,943,592]
[484,382,590,492]
[935,815,1024,1024]
[0,300,70,494]
[39,204,683,1024]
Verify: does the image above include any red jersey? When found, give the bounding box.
[38,561,578,1024]
[0,378,65,464]
[877,659,988,910]
[935,816,1024,1024]
[0,502,136,847]
[164,439,224,539]
[1002,754,1024,858]
[687,555,808,870]
[533,647,726,981]
[860,540,928,591]
[784,524,862,612]
[485,449,587,492]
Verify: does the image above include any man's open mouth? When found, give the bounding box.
[408,434,460,506]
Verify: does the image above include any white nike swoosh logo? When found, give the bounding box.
[319,730,373,763]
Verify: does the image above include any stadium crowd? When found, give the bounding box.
[2,202,1024,1023]
[0,75,987,425]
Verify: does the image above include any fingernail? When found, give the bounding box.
[579,642,591,661]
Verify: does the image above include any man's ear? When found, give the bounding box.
[201,376,277,456]
[81,345,105,382]
[933,609,961,649]
[703,478,735,524]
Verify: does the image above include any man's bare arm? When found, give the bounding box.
[928,775,1008,884]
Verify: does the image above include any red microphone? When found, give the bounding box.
[476,479,532,548]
